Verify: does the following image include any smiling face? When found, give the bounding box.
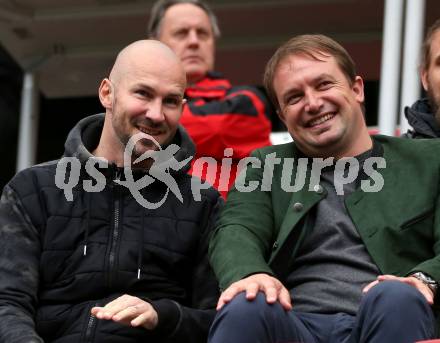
[157,3,215,84]
[273,52,371,158]
[422,29,440,122]
[99,40,186,162]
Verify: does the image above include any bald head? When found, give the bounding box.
[109,39,186,88]
[96,39,188,166]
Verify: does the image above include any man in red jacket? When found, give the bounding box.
[148,0,274,198]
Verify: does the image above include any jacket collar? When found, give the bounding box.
[185,71,231,99]
[63,113,196,180]
[405,98,440,138]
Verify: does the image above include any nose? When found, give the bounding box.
[187,30,200,47]
[304,90,323,114]
[145,98,165,123]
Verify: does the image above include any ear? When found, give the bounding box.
[421,68,429,92]
[352,76,365,103]
[99,78,113,110]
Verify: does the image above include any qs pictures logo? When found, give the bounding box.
[55,132,192,209]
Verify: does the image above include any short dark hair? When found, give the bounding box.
[147,0,220,39]
[421,18,440,71]
[263,34,357,110]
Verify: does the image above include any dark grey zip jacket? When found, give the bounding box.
[0,113,222,343]
[403,98,440,138]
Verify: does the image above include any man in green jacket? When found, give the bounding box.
[208,34,439,343]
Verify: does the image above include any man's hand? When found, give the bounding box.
[362,274,435,305]
[91,294,158,330]
[217,273,292,311]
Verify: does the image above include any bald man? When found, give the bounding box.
[0,40,221,343]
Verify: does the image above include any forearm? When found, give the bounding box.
[0,311,43,343]
[210,223,274,290]
[209,153,275,289]
[0,185,42,342]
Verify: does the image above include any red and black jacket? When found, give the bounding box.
[181,72,273,198]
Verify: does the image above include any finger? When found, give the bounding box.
[278,286,292,311]
[131,310,158,330]
[91,306,103,316]
[105,295,137,312]
[377,274,400,281]
[92,306,114,320]
[422,290,434,305]
[262,282,279,304]
[216,298,226,311]
[98,295,139,320]
[112,305,140,323]
[217,290,238,311]
[413,285,434,305]
[100,302,131,320]
[406,277,435,305]
[221,284,243,302]
[362,280,379,293]
[217,284,244,310]
[245,282,260,300]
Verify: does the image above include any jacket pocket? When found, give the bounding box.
[400,207,434,230]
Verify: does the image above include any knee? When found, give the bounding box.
[357,280,436,339]
[363,280,429,313]
[216,292,286,325]
[209,293,295,343]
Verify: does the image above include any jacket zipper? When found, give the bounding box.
[108,170,122,288]
[83,302,98,342]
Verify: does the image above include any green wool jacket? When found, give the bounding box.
[209,135,440,322]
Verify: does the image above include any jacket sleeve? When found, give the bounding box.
[150,194,223,343]
[209,149,275,290]
[406,186,440,287]
[182,86,273,159]
[0,185,43,343]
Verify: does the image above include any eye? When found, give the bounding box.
[163,97,180,108]
[197,29,210,40]
[317,80,333,90]
[135,89,152,98]
[285,94,302,106]
[174,29,188,39]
